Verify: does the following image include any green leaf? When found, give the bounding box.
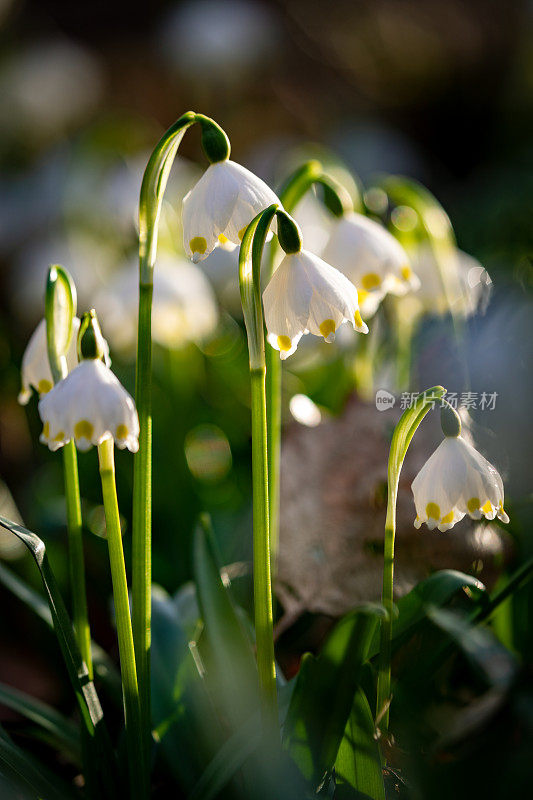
[368,569,488,658]
[427,607,516,691]
[151,585,225,791]
[0,682,80,764]
[335,688,385,800]
[0,516,117,799]
[0,724,77,800]
[193,514,260,731]
[283,604,385,788]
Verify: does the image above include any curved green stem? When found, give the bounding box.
[376,385,446,733]
[133,111,202,757]
[266,161,361,570]
[99,439,145,799]
[239,205,280,735]
[45,266,93,679]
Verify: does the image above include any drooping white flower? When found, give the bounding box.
[39,358,139,453]
[182,159,279,262]
[262,249,368,360]
[18,317,80,405]
[411,435,509,532]
[321,212,419,299]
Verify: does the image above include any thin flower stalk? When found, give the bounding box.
[239,204,280,736]
[134,112,281,754]
[265,161,359,568]
[98,437,145,800]
[376,386,446,733]
[44,266,93,679]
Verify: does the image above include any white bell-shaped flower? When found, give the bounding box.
[182,159,280,263]
[321,212,419,298]
[39,358,139,453]
[411,435,509,532]
[18,317,80,405]
[263,249,368,360]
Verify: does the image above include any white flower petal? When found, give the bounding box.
[322,212,416,296]
[38,359,139,453]
[263,248,368,358]
[19,318,81,405]
[411,435,508,532]
[182,160,279,262]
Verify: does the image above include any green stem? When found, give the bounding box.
[376,499,396,732]
[132,112,198,759]
[132,280,153,757]
[375,386,446,735]
[62,440,93,679]
[251,367,278,735]
[98,438,145,799]
[44,265,93,681]
[239,206,281,736]
[265,304,282,572]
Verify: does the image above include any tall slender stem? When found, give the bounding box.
[44,265,93,680]
[132,280,153,756]
[62,440,93,679]
[375,386,445,735]
[132,113,197,759]
[265,314,282,571]
[251,367,278,734]
[239,206,281,736]
[376,495,396,732]
[98,438,145,799]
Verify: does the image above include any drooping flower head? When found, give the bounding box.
[39,310,139,453]
[18,317,80,405]
[411,404,509,532]
[321,212,419,301]
[262,214,368,360]
[183,155,280,263]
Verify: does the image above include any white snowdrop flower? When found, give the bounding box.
[321,212,419,299]
[182,159,280,263]
[38,312,138,453]
[39,359,138,453]
[263,249,368,360]
[18,317,80,405]
[411,435,509,533]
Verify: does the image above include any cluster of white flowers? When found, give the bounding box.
[18,132,508,534]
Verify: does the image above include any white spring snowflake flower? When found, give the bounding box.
[38,359,139,453]
[18,317,80,405]
[182,159,280,262]
[262,249,368,360]
[321,212,420,300]
[411,435,509,532]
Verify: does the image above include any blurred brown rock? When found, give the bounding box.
[277,395,509,618]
